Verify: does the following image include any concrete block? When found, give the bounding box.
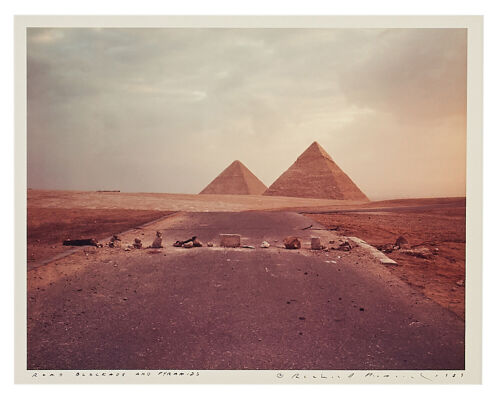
[220,234,241,248]
[311,237,322,250]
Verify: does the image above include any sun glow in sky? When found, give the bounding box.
[27,28,467,200]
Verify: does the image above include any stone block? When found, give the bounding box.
[220,234,241,248]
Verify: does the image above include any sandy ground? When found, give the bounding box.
[28,208,174,264]
[305,203,465,319]
[27,189,366,212]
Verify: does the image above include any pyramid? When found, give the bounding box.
[200,160,268,195]
[263,142,369,200]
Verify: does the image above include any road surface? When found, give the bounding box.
[27,211,465,370]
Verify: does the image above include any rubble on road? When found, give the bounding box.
[329,239,351,251]
[183,241,194,248]
[151,231,163,248]
[109,235,121,248]
[193,237,203,247]
[242,245,255,249]
[310,237,323,250]
[207,242,214,247]
[395,235,410,250]
[283,236,301,250]
[220,234,241,248]
[133,238,142,249]
[260,241,270,248]
[400,247,433,259]
[174,236,197,247]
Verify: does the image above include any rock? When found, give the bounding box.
[260,241,270,248]
[283,236,301,250]
[183,241,194,248]
[124,247,131,251]
[193,237,203,247]
[109,240,122,248]
[133,238,142,249]
[395,235,410,249]
[401,247,432,259]
[151,231,163,248]
[310,237,322,250]
[207,242,214,247]
[220,234,241,248]
[329,239,351,251]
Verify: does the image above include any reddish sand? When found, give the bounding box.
[306,203,465,319]
[28,208,173,264]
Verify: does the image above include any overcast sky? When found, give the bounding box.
[27,28,466,200]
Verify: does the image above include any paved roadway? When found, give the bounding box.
[27,211,465,370]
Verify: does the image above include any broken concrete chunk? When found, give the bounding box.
[395,235,410,249]
[310,237,322,250]
[260,241,270,248]
[220,234,241,248]
[151,231,163,248]
[401,247,432,259]
[133,238,142,249]
[183,241,194,248]
[284,236,301,250]
[193,237,203,247]
[379,257,398,266]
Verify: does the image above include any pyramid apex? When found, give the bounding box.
[199,159,267,195]
[300,141,333,162]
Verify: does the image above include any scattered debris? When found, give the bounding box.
[220,234,241,248]
[63,238,98,247]
[109,235,121,248]
[124,248,131,251]
[183,241,194,248]
[260,241,270,248]
[395,235,410,250]
[133,238,142,249]
[242,245,255,249]
[151,231,163,248]
[192,237,203,247]
[174,236,197,247]
[329,239,351,251]
[310,237,323,250]
[401,247,433,259]
[207,242,214,247]
[283,236,301,250]
[348,236,398,266]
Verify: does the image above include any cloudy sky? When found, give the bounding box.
[27,28,466,200]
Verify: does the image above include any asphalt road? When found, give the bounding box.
[27,211,465,370]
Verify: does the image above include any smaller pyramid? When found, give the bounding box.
[263,142,368,200]
[200,160,267,195]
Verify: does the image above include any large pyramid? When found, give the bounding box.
[200,160,268,195]
[263,142,369,200]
